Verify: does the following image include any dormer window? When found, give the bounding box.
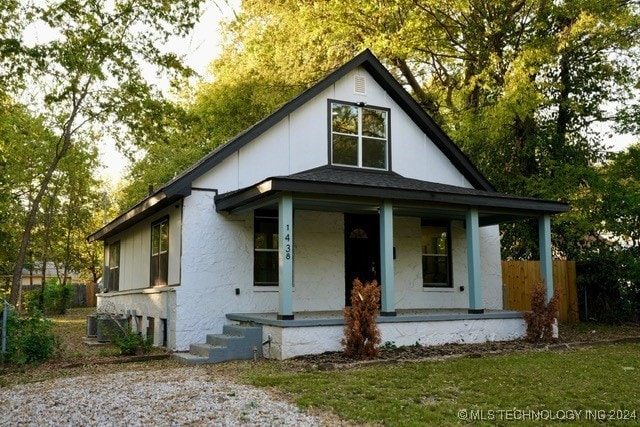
[330,101,389,170]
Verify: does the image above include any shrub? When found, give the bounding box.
[117,326,153,355]
[1,306,60,364]
[341,278,381,359]
[24,279,74,315]
[522,281,559,343]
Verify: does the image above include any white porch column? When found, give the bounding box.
[278,193,294,320]
[466,207,484,314]
[538,214,554,302]
[379,200,396,316]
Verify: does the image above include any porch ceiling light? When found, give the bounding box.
[257,181,272,194]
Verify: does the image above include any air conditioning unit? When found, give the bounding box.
[86,314,98,338]
[96,315,127,342]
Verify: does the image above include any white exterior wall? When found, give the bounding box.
[176,206,346,350]
[97,288,175,347]
[393,218,502,311]
[98,203,182,348]
[292,211,345,311]
[176,189,267,350]
[263,317,526,360]
[104,203,182,290]
[193,67,471,190]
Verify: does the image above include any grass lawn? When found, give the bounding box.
[236,345,640,426]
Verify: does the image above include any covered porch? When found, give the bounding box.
[216,167,568,317]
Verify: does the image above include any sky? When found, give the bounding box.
[97,0,240,185]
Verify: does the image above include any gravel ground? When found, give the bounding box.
[0,366,330,427]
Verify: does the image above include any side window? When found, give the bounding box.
[151,218,169,287]
[254,210,278,286]
[108,241,120,292]
[421,222,451,288]
[330,101,389,170]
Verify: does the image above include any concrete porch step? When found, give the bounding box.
[172,352,210,365]
[172,324,263,365]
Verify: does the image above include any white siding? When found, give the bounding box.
[105,202,182,290]
[193,66,472,193]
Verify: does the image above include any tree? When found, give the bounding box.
[597,144,640,249]
[1,0,204,305]
[190,0,640,260]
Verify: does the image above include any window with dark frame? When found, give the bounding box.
[151,218,169,287]
[421,222,452,288]
[108,241,120,292]
[330,101,388,170]
[254,210,279,286]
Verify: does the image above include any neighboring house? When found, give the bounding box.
[88,50,568,361]
[19,262,84,286]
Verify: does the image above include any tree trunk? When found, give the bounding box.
[8,78,89,306]
[393,57,440,118]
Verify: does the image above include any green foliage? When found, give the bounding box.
[116,326,152,356]
[572,143,640,323]
[1,0,205,305]
[380,341,398,350]
[2,306,60,365]
[24,279,74,315]
[577,249,640,324]
[341,279,381,360]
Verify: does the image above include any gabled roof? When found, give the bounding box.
[89,49,496,242]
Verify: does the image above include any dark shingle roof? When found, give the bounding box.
[215,166,570,215]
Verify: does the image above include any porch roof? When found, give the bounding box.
[215,166,569,225]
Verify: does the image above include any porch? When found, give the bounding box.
[227,309,526,360]
[215,167,569,322]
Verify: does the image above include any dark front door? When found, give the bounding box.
[344,213,380,306]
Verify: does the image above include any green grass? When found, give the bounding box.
[240,345,640,426]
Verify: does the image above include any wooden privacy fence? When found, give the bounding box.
[502,260,579,323]
[1,282,96,308]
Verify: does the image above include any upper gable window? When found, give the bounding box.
[330,101,389,170]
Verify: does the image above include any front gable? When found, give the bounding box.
[89,50,495,242]
[184,49,494,196]
[193,63,474,193]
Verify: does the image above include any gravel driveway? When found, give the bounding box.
[0,365,331,426]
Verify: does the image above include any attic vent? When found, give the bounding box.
[354,75,366,95]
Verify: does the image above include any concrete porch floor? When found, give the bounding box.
[226,309,523,327]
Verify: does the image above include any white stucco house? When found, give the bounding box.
[88,50,568,362]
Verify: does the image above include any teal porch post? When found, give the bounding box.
[278,193,294,320]
[538,214,554,302]
[379,200,396,316]
[466,207,484,314]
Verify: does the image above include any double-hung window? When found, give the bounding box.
[151,218,169,287]
[108,241,120,292]
[421,222,452,288]
[254,210,279,286]
[330,101,389,170]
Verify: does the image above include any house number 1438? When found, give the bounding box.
[284,224,291,260]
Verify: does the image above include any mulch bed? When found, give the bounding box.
[291,326,640,368]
